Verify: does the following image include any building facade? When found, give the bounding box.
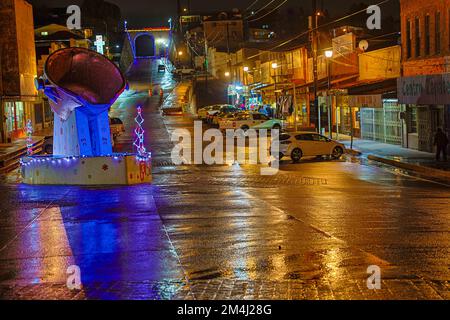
[399,0,450,152]
[0,0,40,143]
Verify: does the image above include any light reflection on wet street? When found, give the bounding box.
[0,59,448,300]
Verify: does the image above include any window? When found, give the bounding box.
[236,114,250,120]
[295,134,313,141]
[406,19,412,58]
[311,134,328,142]
[436,12,441,54]
[425,15,430,55]
[415,17,421,57]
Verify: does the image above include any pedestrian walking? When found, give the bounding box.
[434,128,448,161]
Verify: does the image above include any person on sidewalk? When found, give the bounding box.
[434,128,448,161]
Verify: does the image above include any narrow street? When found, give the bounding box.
[0,59,448,300]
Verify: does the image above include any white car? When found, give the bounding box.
[172,67,195,76]
[275,132,345,162]
[219,112,282,131]
[198,105,223,120]
[206,105,239,124]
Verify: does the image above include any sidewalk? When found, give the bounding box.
[160,81,195,115]
[332,133,450,178]
[0,136,45,174]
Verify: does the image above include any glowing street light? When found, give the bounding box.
[243,66,249,72]
[224,71,230,77]
[325,50,333,58]
[178,51,183,56]
[271,62,278,69]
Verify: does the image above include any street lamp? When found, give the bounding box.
[178,51,183,56]
[243,66,249,72]
[325,50,333,138]
[271,62,278,69]
[224,71,230,77]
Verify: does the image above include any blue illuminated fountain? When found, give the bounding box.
[21,47,151,185]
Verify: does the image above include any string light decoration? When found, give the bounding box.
[133,106,147,155]
[26,119,33,156]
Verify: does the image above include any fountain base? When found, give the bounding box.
[20,153,151,185]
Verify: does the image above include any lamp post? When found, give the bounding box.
[272,62,278,118]
[325,50,333,138]
[225,71,231,104]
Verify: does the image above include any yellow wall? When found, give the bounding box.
[15,0,37,96]
[359,45,401,80]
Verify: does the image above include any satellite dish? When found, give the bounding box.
[359,40,369,52]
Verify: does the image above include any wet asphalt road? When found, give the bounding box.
[0,59,448,300]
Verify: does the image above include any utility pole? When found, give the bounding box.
[226,22,231,104]
[310,0,320,133]
[204,36,208,91]
[226,22,231,76]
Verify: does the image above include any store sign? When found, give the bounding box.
[94,35,105,54]
[398,74,450,105]
[347,94,383,108]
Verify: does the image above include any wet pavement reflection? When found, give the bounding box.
[0,59,449,300]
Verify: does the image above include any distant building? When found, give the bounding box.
[203,11,244,50]
[398,0,450,152]
[34,24,91,76]
[0,0,42,143]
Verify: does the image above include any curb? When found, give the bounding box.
[345,148,362,156]
[367,155,450,183]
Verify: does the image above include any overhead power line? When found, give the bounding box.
[247,0,289,22]
[245,0,260,11]
[244,0,280,19]
[246,0,392,60]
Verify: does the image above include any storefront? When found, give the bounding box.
[335,95,361,138]
[0,97,48,143]
[360,99,403,145]
[398,74,450,152]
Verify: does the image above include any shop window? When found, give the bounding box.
[3,102,25,139]
[4,102,15,133]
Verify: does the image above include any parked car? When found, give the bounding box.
[219,112,282,131]
[198,105,223,120]
[172,67,195,77]
[206,105,238,124]
[273,132,345,162]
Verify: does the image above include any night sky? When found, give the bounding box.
[29,0,399,27]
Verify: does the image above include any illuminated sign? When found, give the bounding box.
[94,35,105,54]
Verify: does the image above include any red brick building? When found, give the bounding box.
[399,0,450,152]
